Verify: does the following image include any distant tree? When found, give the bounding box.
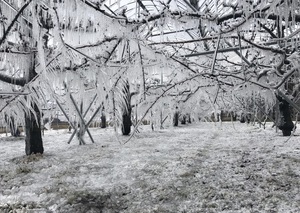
[100,108,107,128]
[173,107,179,127]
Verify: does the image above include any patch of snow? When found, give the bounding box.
[0,122,300,212]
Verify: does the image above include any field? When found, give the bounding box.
[0,122,300,213]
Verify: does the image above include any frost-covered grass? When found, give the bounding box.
[0,122,300,213]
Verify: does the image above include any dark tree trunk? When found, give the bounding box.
[122,113,131,135]
[24,56,43,154]
[25,103,44,155]
[187,114,192,123]
[276,95,294,136]
[173,107,179,127]
[231,112,237,121]
[100,112,106,128]
[121,81,132,135]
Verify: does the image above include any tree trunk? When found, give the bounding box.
[100,112,106,128]
[25,103,44,155]
[187,114,192,123]
[122,113,131,135]
[173,107,179,127]
[121,81,132,135]
[276,95,294,136]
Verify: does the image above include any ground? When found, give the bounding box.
[0,122,300,213]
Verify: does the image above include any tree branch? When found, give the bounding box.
[0,0,33,46]
[79,0,125,20]
[104,38,122,64]
[0,73,26,86]
[241,36,285,54]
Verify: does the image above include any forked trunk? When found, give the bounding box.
[25,103,43,155]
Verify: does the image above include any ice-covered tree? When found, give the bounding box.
[103,0,300,136]
[1,0,300,158]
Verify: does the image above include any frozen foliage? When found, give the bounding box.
[1,0,300,151]
[0,122,300,212]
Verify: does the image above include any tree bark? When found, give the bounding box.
[122,113,131,135]
[276,95,294,136]
[100,112,106,128]
[25,103,44,155]
[173,107,179,127]
[121,81,132,135]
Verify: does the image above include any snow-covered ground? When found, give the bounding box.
[0,122,300,213]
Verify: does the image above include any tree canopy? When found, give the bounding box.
[0,0,300,140]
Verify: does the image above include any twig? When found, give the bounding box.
[241,36,284,54]
[104,39,122,64]
[137,42,146,100]
[211,34,221,74]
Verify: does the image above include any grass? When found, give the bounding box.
[0,123,300,212]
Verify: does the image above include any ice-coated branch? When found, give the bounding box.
[205,72,269,89]
[257,21,277,39]
[170,56,197,74]
[241,36,285,54]
[224,39,251,66]
[270,67,299,90]
[136,0,149,13]
[216,0,285,24]
[79,0,126,20]
[137,42,146,100]
[104,38,122,64]
[180,85,213,103]
[211,34,221,73]
[0,72,26,86]
[75,37,119,50]
[0,95,18,113]
[0,0,33,46]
